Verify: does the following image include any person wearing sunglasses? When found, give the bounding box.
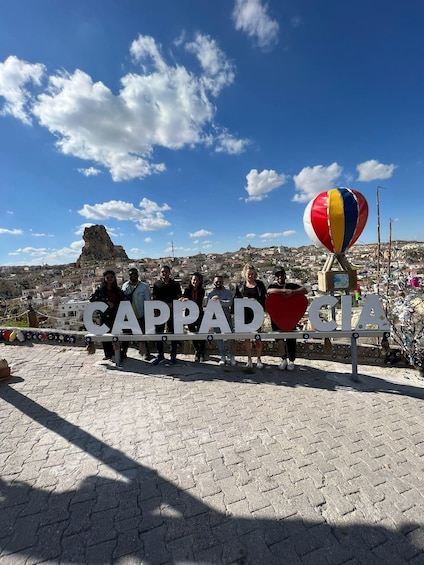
[89,269,125,361]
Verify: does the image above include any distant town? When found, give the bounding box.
[0,238,422,333]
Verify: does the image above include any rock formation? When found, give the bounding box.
[76,225,129,267]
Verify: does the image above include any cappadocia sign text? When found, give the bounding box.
[84,295,390,337]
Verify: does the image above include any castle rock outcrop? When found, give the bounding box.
[76,225,128,267]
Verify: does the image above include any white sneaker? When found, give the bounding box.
[256,360,264,369]
[228,355,236,366]
[278,359,288,371]
[287,361,295,371]
[245,359,253,368]
[219,356,226,366]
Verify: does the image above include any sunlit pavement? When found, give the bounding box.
[1,342,424,564]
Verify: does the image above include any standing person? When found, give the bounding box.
[180,272,206,362]
[207,275,236,366]
[267,268,308,371]
[151,265,182,365]
[89,269,124,361]
[235,264,267,369]
[121,268,152,361]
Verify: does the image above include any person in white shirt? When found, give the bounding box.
[207,275,236,366]
[121,268,152,360]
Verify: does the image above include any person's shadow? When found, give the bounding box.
[1,384,423,564]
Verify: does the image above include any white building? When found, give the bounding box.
[56,299,88,331]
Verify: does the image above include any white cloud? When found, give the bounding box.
[0,34,244,181]
[130,247,145,257]
[77,166,101,177]
[78,198,171,232]
[356,159,397,182]
[293,163,343,203]
[232,0,279,49]
[0,228,23,235]
[10,240,83,265]
[185,33,235,96]
[215,131,249,154]
[144,237,153,243]
[259,230,296,239]
[165,244,195,253]
[0,55,45,124]
[189,229,213,238]
[244,232,256,239]
[244,168,287,202]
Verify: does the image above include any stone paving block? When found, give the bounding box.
[86,539,117,563]
[268,538,304,564]
[1,345,424,564]
[64,499,96,537]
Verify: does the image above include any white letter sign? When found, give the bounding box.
[233,298,264,332]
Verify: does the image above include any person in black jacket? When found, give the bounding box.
[235,264,266,369]
[267,268,308,371]
[151,265,182,365]
[89,270,125,361]
[180,272,206,362]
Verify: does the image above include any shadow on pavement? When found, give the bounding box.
[1,384,423,564]
[109,356,424,402]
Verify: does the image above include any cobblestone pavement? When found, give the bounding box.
[1,342,424,565]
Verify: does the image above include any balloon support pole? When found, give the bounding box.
[318,253,357,292]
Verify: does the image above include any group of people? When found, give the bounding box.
[89,264,307,370]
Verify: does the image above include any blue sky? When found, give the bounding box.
[0,0,423,266]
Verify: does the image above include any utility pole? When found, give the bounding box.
[385,218,393,312]
[376,185,386,296]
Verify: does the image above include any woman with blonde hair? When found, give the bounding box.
[235,264,267,368]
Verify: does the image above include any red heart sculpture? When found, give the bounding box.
[265,294,308,331]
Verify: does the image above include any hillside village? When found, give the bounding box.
[0,229,422,333]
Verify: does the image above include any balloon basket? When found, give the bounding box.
[318,253,357,292]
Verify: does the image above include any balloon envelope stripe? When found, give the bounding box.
[341,189,359,252]
[328,189,346,253]
[349,190,369,249]
[310,192,333,252]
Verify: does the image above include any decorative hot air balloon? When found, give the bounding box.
[303,187,368,255]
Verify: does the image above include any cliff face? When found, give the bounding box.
[76,225,128,267]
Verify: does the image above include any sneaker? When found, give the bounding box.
[143,353,153,361]
[152,355,165,366]
[287,361,295,371]
[245,360,253,368]
[278,359,288,371]
[219,356,226,366]
[170,356,177,365]
[228,355,236,367]
[256,360,264,369]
